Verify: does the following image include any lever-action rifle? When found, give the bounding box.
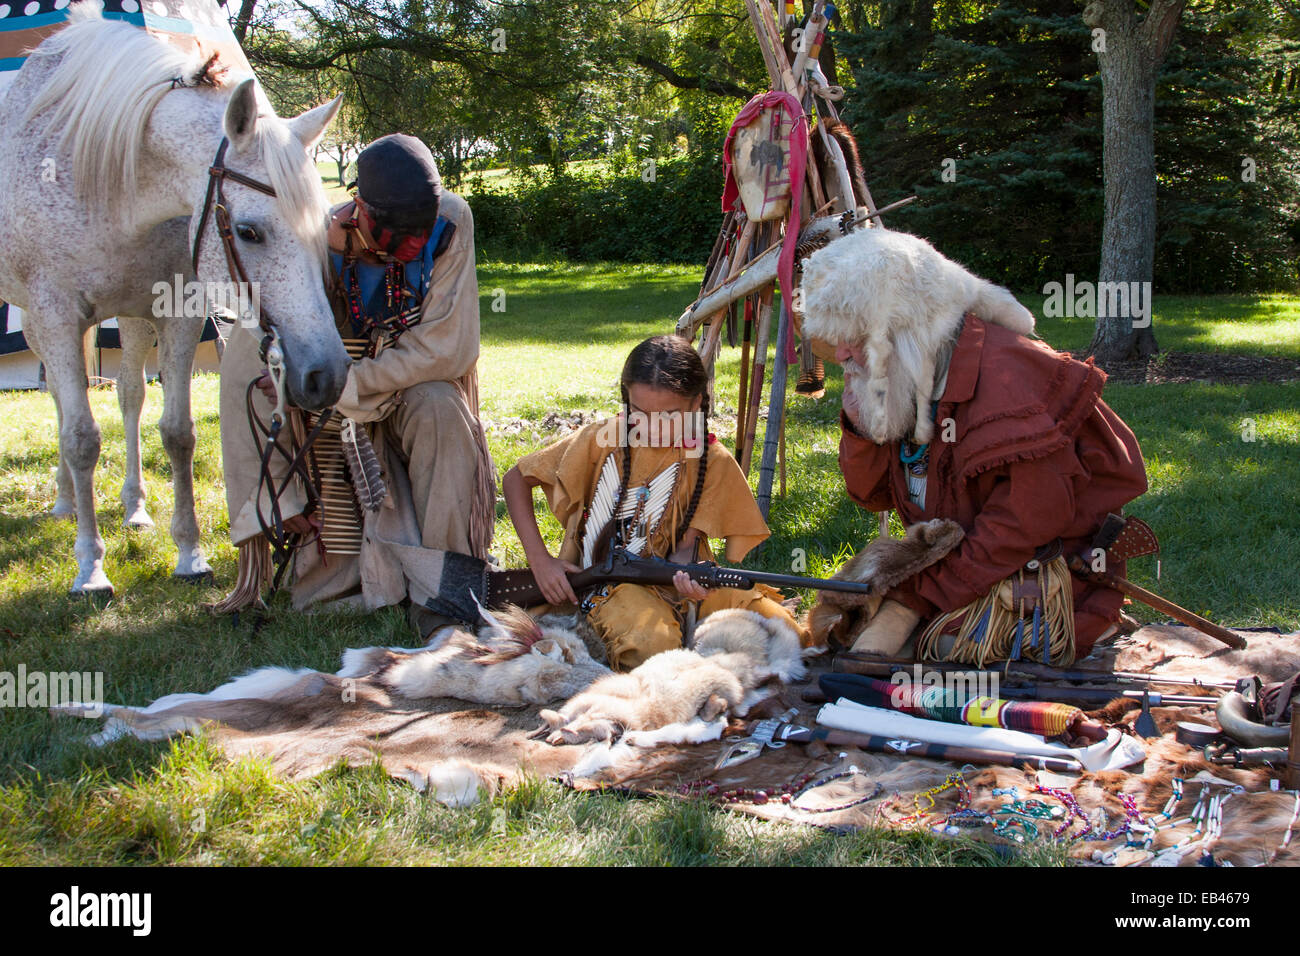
[484,546,877,609]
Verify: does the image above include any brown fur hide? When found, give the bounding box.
[808,518,965,649]
[55,623,1300,862]
[812,118,870,208]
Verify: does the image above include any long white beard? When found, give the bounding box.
[841,355,922,445]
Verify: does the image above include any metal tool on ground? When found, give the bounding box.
[1207,745,1290,768]
[715,708,799,769]
[1134,689,1159,738]
[1175,722,1222,747]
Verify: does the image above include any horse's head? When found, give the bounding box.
[194,79,350,411]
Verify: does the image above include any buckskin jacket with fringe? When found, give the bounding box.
[838,314,1149,654]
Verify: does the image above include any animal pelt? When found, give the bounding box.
[341,605,610,708]
[535,609,806,745]
[799,227,1035,443]
[812,118,869,208]
[807,519,965,650]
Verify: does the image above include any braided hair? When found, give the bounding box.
[610,335,711,553]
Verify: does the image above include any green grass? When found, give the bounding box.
[1,266,1297,865]
[1030,292,1300,359]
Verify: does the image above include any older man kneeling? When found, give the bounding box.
[799,228,1148,666]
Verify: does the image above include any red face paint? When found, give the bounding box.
[359,203,429,263]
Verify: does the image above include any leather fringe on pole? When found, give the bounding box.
[207,537,273,614]
[457,367,498,561]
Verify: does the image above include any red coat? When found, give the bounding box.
[839,314,1149,655]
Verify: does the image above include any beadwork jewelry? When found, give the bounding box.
[789,766,884,814]
[880,771,970,828]
[676,768,883,815]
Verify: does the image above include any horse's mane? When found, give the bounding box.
[23,3,326,260]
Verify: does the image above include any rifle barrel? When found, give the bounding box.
[734,567,876,594]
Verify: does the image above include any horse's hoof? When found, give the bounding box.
[44,507,75,521]
[173,569,215,585]
[123,512,155,530]
[72,565,114,600]
[70,584,114,602]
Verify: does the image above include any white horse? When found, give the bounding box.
[0,5,349,595]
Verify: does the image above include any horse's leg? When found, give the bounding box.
[155,317,211,580]
[23,304,113,595]
[47,387,77,519]
[116,316,155,529]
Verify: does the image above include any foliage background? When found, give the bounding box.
[246,0,1300,291]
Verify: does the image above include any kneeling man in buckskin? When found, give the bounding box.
[800,228,1148,666]
[216,134,495,635]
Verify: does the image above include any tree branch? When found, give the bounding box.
[1140,0,1186,65]
[632,54,752,99]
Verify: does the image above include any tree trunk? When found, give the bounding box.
[231,0,258,44]
[1083,0,1185,367]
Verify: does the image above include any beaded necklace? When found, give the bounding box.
[788,766,883,814]
[678,772,818,807]
[878,771,971,829]
[677,767,883,815]
[337,211,426,341]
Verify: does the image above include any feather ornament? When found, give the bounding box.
[618,462,681,557]
[341,417,388,513]
[580,453,623,566]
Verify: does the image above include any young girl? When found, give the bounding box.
[502,335,808,671]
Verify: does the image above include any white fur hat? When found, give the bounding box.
[799,228,1035,444]
[799,227,1034,347]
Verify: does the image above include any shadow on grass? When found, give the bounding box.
[0,573,413,787]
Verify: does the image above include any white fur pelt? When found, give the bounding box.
[800,227,1035,443]
[535,609,805,745]
[342,606,611,707]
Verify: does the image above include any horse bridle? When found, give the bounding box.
[192,136,280,363]
[194,136,335,601]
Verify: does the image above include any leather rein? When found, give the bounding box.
[193,136,335,603]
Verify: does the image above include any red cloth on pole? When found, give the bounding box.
[721,91,808,362]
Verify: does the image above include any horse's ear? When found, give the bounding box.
[289,94,343,152]
[223,78,260,152]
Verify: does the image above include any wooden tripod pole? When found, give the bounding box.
[756,298,790,519]
[735,297,753,450]
[739,287,774,476]
[700,221,757,375]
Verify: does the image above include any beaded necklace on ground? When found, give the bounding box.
[677,766,882,814]
[877,771,971,829]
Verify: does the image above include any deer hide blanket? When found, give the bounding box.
[52,624,1300,865]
